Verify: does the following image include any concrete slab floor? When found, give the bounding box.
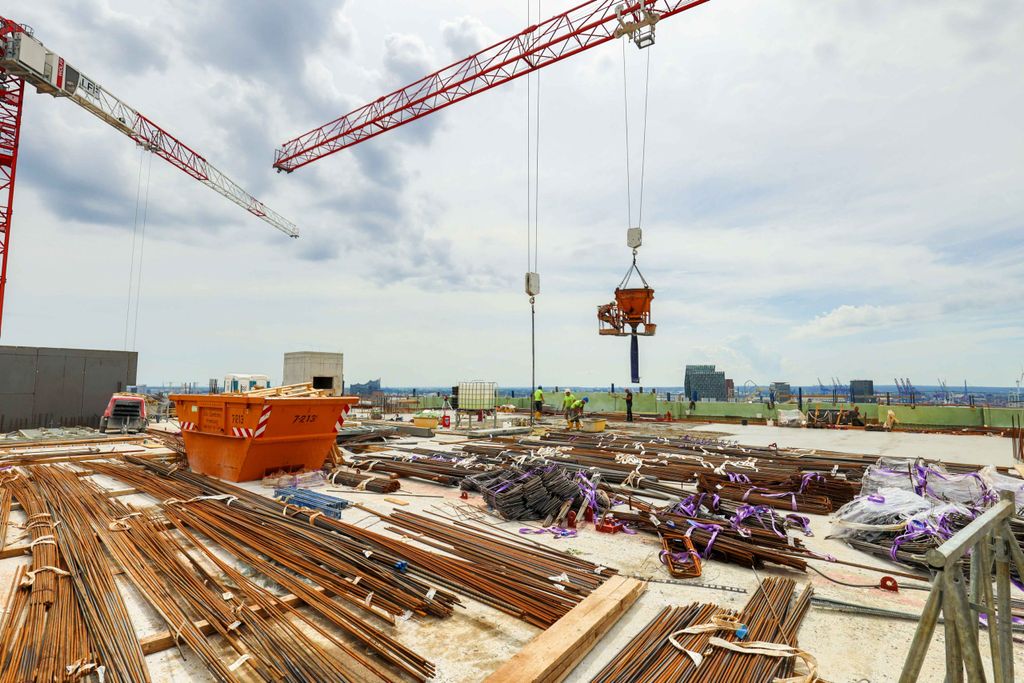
[0,420,1021,682]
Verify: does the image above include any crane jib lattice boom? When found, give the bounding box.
[0,22,297,238]
[0,17,297,335]
[274,0,712,172]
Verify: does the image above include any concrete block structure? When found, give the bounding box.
[0,345,138,430]
[283,352,344,396]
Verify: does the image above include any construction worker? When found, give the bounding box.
[624,388,634,422]
[569,396,589,430]
[562,389,576,425]
[533,386,544,419]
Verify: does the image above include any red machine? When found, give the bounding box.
[99,393,148,434]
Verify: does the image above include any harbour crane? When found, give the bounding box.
[0,17,297,335]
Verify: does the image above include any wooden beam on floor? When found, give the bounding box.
[7,485,138,517]
[484,575,646,683]
[139,590,315,655]
[0,448,173,468]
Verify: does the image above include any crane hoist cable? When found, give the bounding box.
[597,21,657,384]
[123,149,152,351]
[124,147,145,351]
[526,0,543,425]
[132,152,154,351]
[622,36,653,231]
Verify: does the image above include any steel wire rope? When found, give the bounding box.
[637,47,651,229]
[131,152,153,350]
[621,39,631,227]
[123,147,145,350]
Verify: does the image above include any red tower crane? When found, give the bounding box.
[274,0,712,384]
[273,0,712,172]
[0,17,297,335]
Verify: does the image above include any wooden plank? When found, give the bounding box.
[10,487,138,513]
[484,576,646,683]
[0,448,173,468]
[0,435,147,451]
[139,591,310,654]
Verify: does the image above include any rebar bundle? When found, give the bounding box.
[274,486,350,518]
[376,509,615,627]
[349,454,468,486]
[464,465,582,520]
[32,465,152,683]
[697,473,834,515]
[327,466,401,492]
[106,456,611,628]
[592,578,814,682]
[0,469,11,553]
[590,603,734,682]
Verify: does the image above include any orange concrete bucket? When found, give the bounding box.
[171,394,357,482]
[614,287,654,321]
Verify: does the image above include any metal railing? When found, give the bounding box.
[900,491,1024,683]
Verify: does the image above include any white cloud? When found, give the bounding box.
[440,16,496,57]
[792,304,912,339]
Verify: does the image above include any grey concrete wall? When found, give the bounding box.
[282,351,344,396]
[0,346,138,430]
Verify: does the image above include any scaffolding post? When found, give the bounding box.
[899,491,1024,683]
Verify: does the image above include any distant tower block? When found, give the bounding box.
[684,365,727,401]
[850,379,875,403]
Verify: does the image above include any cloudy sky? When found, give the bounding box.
[2,0,1022,388]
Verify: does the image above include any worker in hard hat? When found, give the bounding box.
[562,389,576,426]
[533,386,544,419]
[569,396,589,430]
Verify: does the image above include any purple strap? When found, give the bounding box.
[797,472,825,493]
[685,520,723,559]
[785,514,814,537]
[890,520,937,560]
[518,526,577,539]
[659,548,699,568]
[730,504,785,538]
[575,472,600,518]
[743,486,799,511]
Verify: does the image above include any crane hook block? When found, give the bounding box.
[626,227,642,249]
[525,272,540,297]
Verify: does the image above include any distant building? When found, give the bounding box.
[349,378,381,396]
[684,365,727,401]
[725,379,735,400]
[769,382,792,402]
[282,352,344,396]
[850,379,875,403]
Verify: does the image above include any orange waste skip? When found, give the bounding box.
[171,394,358,482]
